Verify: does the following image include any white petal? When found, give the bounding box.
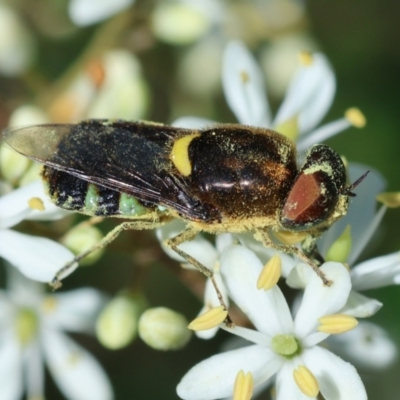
[294,262,351,339]
[215,233,235,254]
[351,252,400,291]
[297,118,351,152]
[340,290,382,317]
[237,232,297,277]
[0,180,67,229]
[172,116,216,129]
[156,221,218,269]
[0,291,13,326]
[0,230,76,282]
[303,346,367,400]
[275,362,313,400]
[286,262,311,289]
[221,245,293,336]
[6,265,43,307]
[0,330,23,400]
[69,0,133,26]
[222,41,271,126]
[45,288,106,332]
[274,53,335,134]
[177,345,281,400]
[319,164,386,262]
[42,329,113,400]
[25,341,45,399]
[326,321,397,369]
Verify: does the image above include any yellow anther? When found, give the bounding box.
[234,370,254,400]
[41,296,57,313]
[257,255,282,290]
[293,365,319,398]
[274,230,308,245]
[171,133,201,176]
[376,192,400,208]
[299,51,313,66]
[325,225,352,263]
[28,197,45,211]
[240,70,250,83]
[188,306,228,331]
[318,314,358,334]
[67,350,82,366]
[345,107,366,128]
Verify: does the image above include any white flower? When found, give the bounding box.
[69,0,134,26]
[173,40,363,150]
[326,321,397,370]
[0,180,76,282]
[0,266,113,399]
[351,252,400,291]
[178,246,366,400]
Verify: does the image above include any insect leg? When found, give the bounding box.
[164,226,232,325]
[255,230,332,286]
[52,218,165,289]
[301,235,325,266]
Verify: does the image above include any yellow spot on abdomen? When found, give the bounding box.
[171,133,200,176]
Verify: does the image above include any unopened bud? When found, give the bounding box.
[97,292,147,349]
[61,224,104,266]
[139,307,191,350]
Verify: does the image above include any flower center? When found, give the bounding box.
[271,334,301,358]
[15,308,38,346]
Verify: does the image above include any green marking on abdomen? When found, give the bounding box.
[85,184,100,214]
[119,193,147,216]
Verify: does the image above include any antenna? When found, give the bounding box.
[342,170,370,197]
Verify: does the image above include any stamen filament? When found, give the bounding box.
[297,118,350,152]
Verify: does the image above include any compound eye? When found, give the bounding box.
[281,170,337,230]
[280,144,346,231]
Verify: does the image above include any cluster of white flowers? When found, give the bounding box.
[0,30,398,399]
[160,41,398,399]
[0,182,113,399]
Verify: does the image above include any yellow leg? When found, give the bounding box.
[52,218,165,288]
[255,229,332,286]
[164,226,233,325]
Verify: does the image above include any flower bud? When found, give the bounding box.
[139,307,191,350]
[61,224,104,266]
[326,225,352,263]
[152,3,209,45]
[97,292,147,349]
[0,143,30,184]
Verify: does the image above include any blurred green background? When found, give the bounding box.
[0,0,399,399]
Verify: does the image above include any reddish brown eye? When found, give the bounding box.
[280,144,346,231]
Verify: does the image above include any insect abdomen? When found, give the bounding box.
[42,167,150,217]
